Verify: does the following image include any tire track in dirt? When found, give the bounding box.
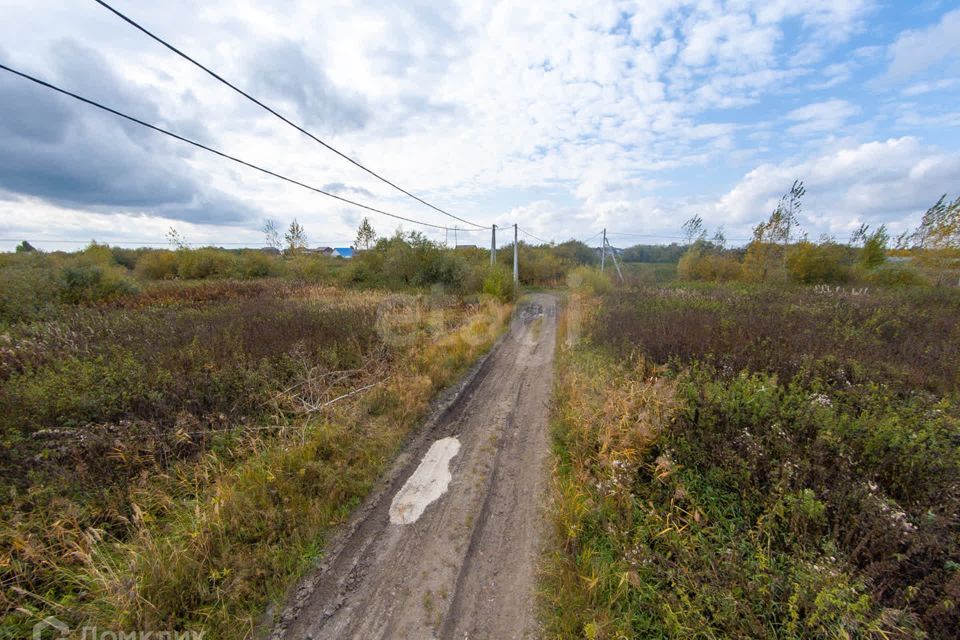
[271,294,556,640]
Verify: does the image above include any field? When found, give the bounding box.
[545,283,960,639]
[0,275,509,638]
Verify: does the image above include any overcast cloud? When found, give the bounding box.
[0,0,958,249]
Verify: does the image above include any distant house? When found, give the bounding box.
[332,247,354,259]
[312,246,334,256]
[455,244,478,250]
[260,247,281,255]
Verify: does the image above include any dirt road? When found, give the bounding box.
[271,294,557,640]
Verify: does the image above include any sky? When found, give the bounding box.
[1,0,959,251]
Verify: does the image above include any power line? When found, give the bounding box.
[0,62,458,231]
[606,231,751,242]
[92,0,490,231]
[0,239,355,246]
[517,227,550,244]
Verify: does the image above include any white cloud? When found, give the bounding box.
[715,137,960,237]
[885,8,960,81]
[786,99,861,135]
[0,0,954,250]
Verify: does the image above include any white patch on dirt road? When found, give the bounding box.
[389,437,461,525]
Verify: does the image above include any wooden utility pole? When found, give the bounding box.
[600,228,607,272]
[608,236,625,283]
[490,224,497,266]
[513,224,519,288]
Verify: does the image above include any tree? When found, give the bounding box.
[262,219,281,250]
[849,223,869,247]
[743,180,806,281]
[743,212,786,282]
[355,217,377,250]
[905,194,960,284]
[15,240,36,253]
[166,227,188,250]
[861,225,889,269]
[682,215,707,244]
[285,219,308,254]
[711,227,727,250]
[778,180,805,246]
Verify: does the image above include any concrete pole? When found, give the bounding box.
[490,224,497,266]
[610,240,625,283]
[513,224,519,288]
[600,228,607,272]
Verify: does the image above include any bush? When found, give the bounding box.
[135,250,179,280]
[0,255,60,324]
[239,250,281,278]
[678,248,742,281]
[862,263,926,287]
[175,248,237,279]
[59,244,139,303]
[567,265,611,295]
[786,241,853,283]
[288,254,334,282]
[482,265,515,302]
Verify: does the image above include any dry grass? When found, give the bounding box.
[543,286,958,639]
[1,285,510,638]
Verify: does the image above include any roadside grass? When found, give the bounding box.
[1,282,509,638]
[543,285,959,639]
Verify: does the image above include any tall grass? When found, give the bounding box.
[1,282,510,638]
[544,286,959,639]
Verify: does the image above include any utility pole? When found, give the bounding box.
[490,224,497,266]
[513,223,519,289]
[608,236,625,283]
[600,228,607,272]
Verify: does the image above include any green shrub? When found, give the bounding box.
[135,250,179,280]
[239,250,281,278]
[176,248,237,279]
[58,245,139,303]
[288,254,334,282]
[678,248,742,281]
[567,265,611,295]
[863,263,926,286]
[482,264,515,302]
[786,241,853,283]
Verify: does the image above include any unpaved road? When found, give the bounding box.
[272,294,556,640]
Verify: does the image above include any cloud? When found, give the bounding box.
[885,9,960,81]
[786,99,861,135]
[0,40,256,224]
[245,39,369,132]
[320,182,374,197]
[715,138,960,236]
[0,0,954,247]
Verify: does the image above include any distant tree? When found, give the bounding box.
[682,215,707,244]
[905,194,960,284]
[166,227,188,250]
[711,227,727,251]
[355,217,377,250]
[743,180,806,281]
[620,243,686,263]
[744,212,785,282]
[262,219,281,250]
[861,225,889,269]
[849,223,869,247]
[285,219,308,254]
[554,240,599,265]
[779,180,805,247]
[15,240,36,253]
